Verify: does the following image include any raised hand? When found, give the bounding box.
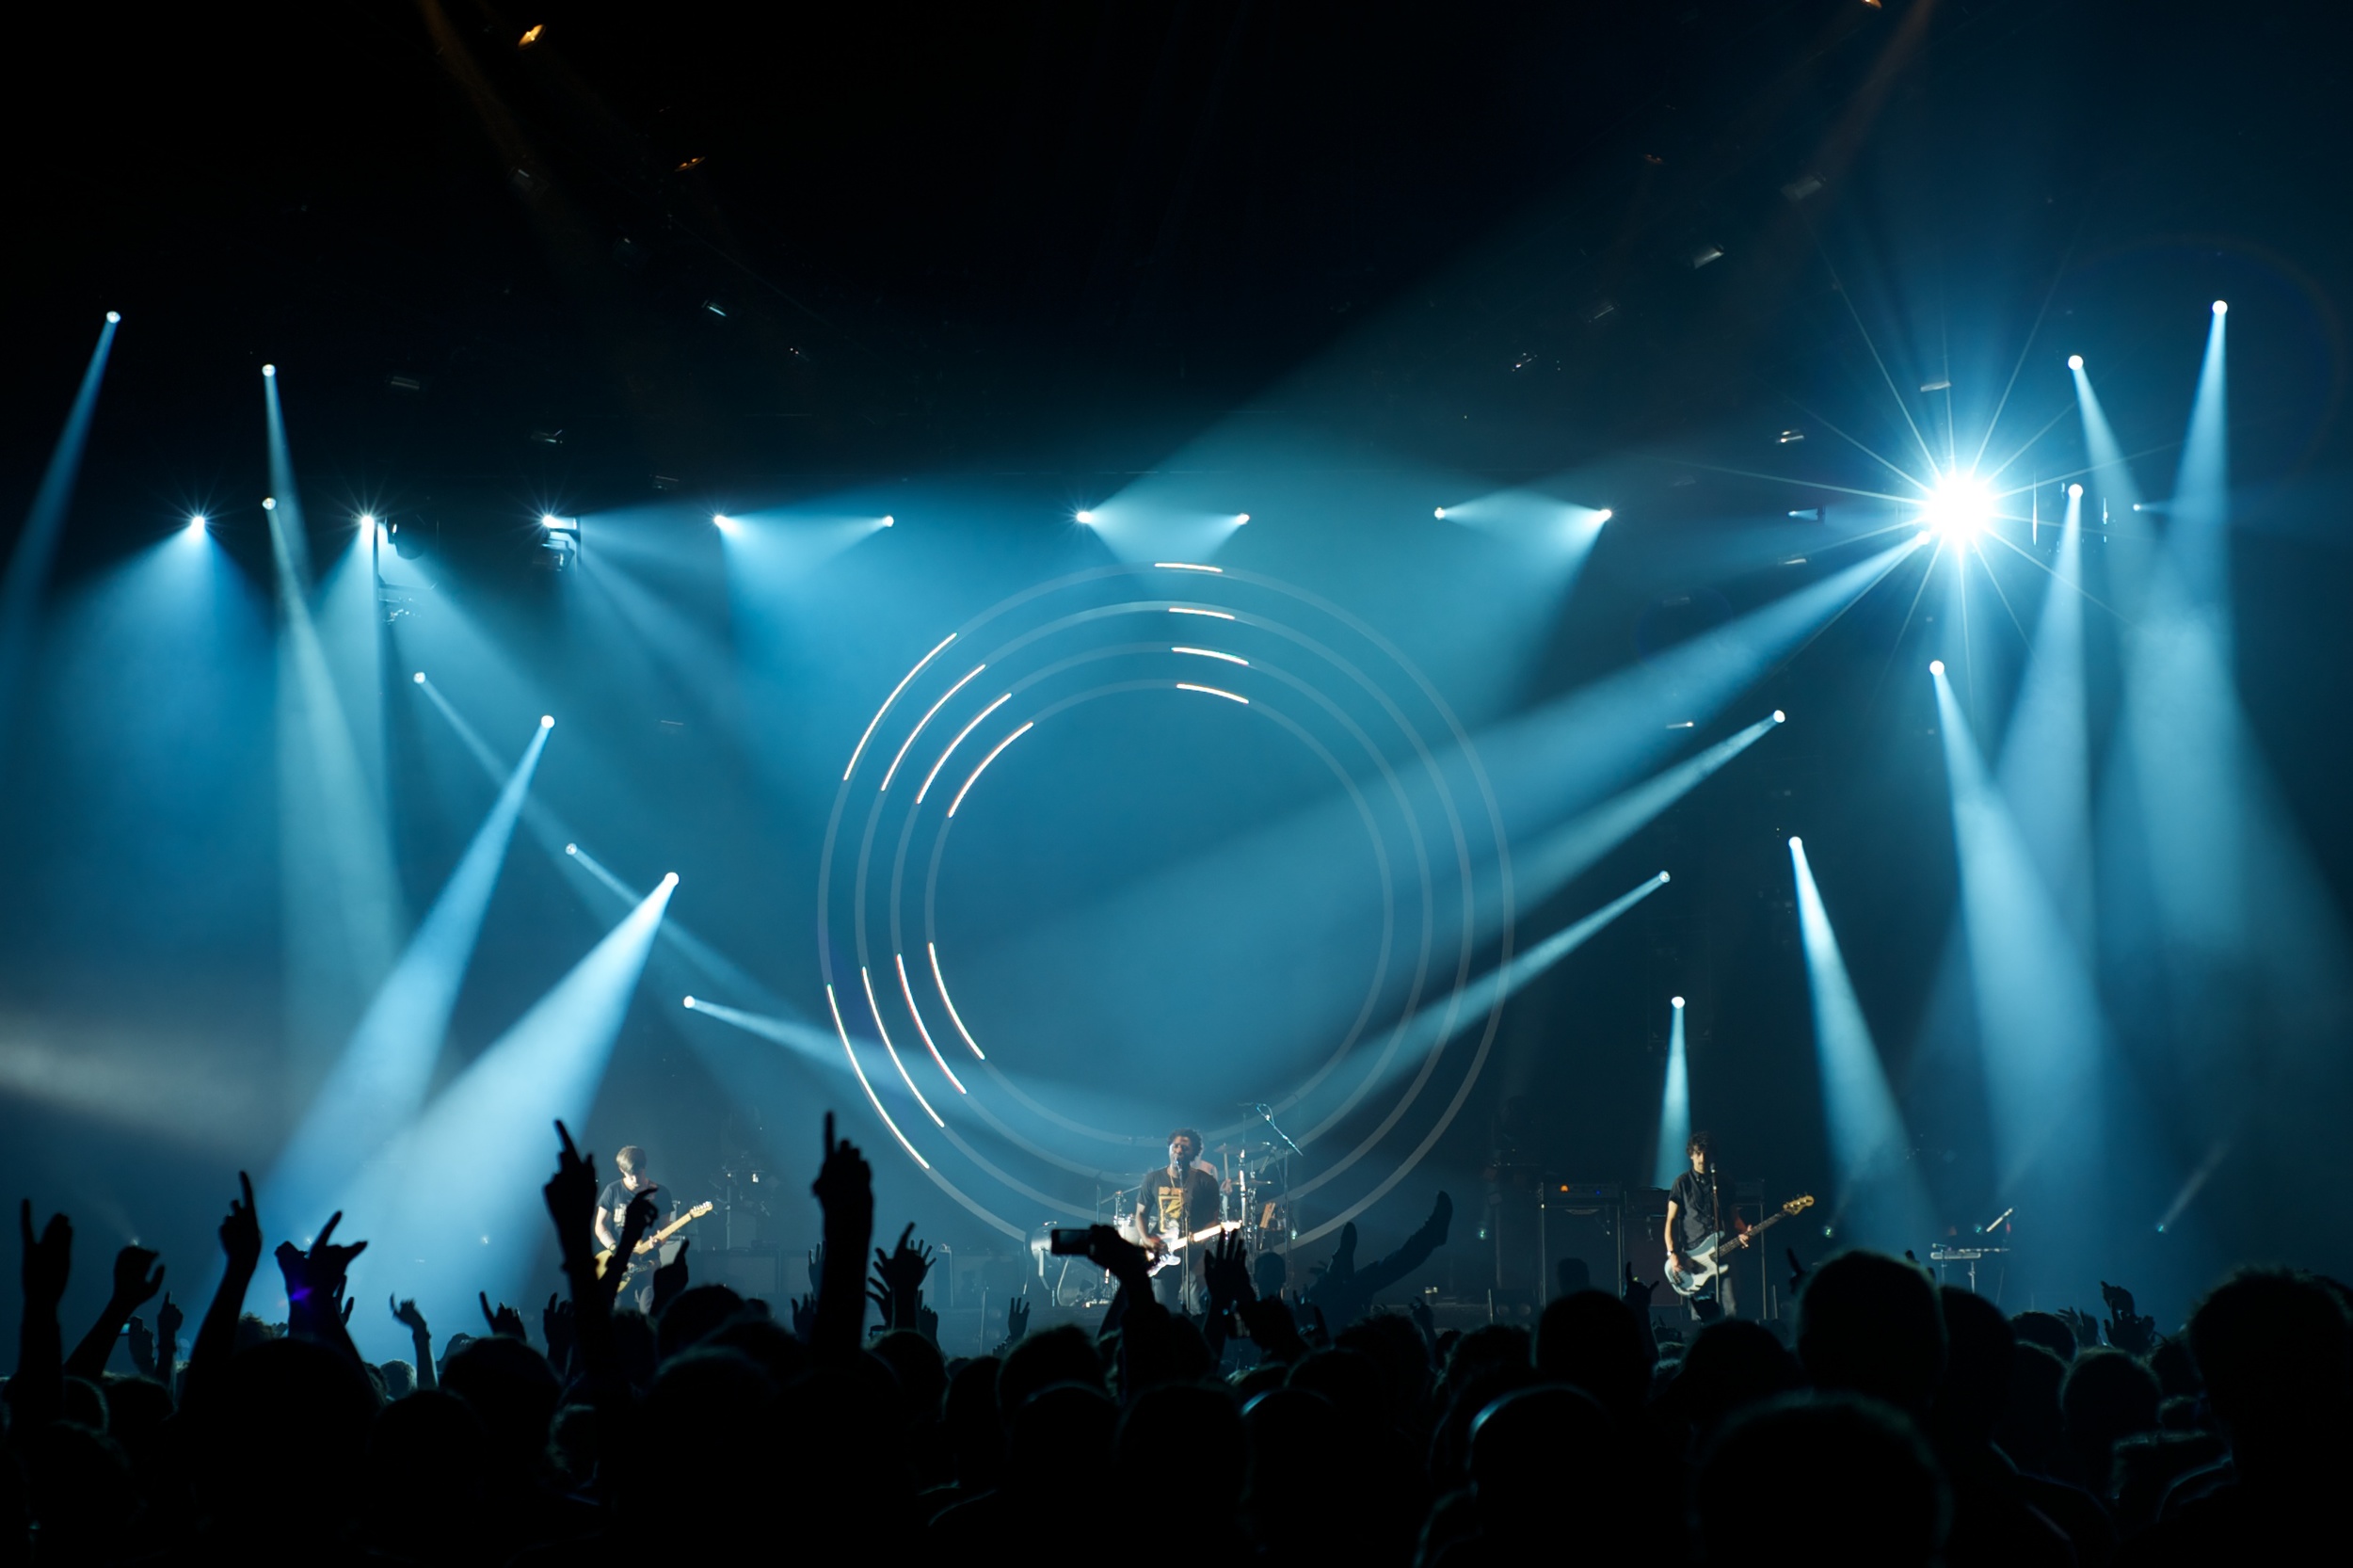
[543,1293,576,1372]
[1623,1260,1656,1306]
[1083,1224,1152,1291]
[1204,1230,1253,1311]
[806,1245,824,1293]
[2101,1281,2157,1355]
[305,1213,368,1301]
[391,1296,430,1336]
[872,1223,934,1299]
[916,1303,939,1344]
[542,1120,600,1272]
[788,1293,817,1340]
[218,1172,261,1274]
[22,1201,72,1309]
[1005,1292,1031,1343]
[109,1245,165,1309]
[479,1292,527,1339]
[651,1237,691,1318]
[1406,1295,1438,1358]
[811,1113,872,1224]
[156,1290,184,1351]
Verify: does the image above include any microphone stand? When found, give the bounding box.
[1254,1103,1305,1159]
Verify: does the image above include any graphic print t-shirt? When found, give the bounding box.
[1139,1166,1221,1242]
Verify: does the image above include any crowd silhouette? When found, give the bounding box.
[4,1113,2345,1564]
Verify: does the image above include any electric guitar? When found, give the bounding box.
[1144,1220,1242,1276]
[595,1200,714,1280]
[1665,1194,1814,1297]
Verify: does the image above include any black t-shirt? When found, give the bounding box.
[599,1179,660,1239]
[1668,1170,1726,1248]
[1137,1164,1223,1241]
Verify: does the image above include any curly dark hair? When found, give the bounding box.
[1686,1130,1714,1160]
[1168,1128,1204,1154]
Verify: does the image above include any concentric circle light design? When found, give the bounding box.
[815,563,1513,1249]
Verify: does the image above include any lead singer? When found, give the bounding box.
[1134,1128,1224,1313]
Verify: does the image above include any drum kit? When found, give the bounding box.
[1028,1135,1296,1306]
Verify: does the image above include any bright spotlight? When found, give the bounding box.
[1657,871,1672,884]
[105,311,120,324]
[539,714,554,729]
[185,514,207,533]
[262,497,277,511]
[1672,996,1686,1010]
[2068,483,2083,499]
[682,996,696,1009]
[564,843,578,856]
[359,513,376,529]
[542,514,561,529]
[263,364,277,377]
[1921,472,1993,538]
[1787,836,1802,849]
[1929,660,1946,676]
[2068,354,2084,370]
[1235,513,1250,525]
[712,513,731,529]
[662,872,680,888]
[1596,508,1614,522]
[1772,709,1786,724]
[2212,300,2227,315]
[1075,509,1097,525]
[1433,507,1448,520]
[880,515,895,528]
[411,671,425,684]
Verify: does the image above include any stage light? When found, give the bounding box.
[2213,300,2227,315]
[1773,710,1786,723]
[1075,509,1097,524]
[565,843,578,855]
[712,514,733,530]
[1921,472,1993,538]
[539,714,554,729]
[1930,660,1945,676]
[1596,508,1614,521]
[662,872,680,888]
[1154,562,1221,573]
[2068,354,2084,370]
[1434,507,1448,520]
[2068,483,2083,498]
[185,514,206,534]
[1173,646,1248,665]
[1672,996,1686,1009]
[881,515,895,528]
[519,23,544,45]
[1176,682,1248,705]
[412,671,425,684]
[1788,836,1802,849]
[1235,512,1251,525]
[682,996,696,1009]
[543,514,560,528]
[1658,871,1671,883]
[1168,607,1234,619]
[105,311,120,323]
[263,497,277,511]
[263,364,277,377]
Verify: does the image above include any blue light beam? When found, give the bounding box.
[339,872,678,1352]
[259,718,552,1230]
[1788,837,1933,1250]
[1653,997,1690,1189]
[0,313,121,758]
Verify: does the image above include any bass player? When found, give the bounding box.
[1664,1131,1749,1320]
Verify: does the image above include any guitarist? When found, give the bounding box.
[596,1144,668,1312]
[1134,1128,1223,1313]
[1664,1131,1748,1320]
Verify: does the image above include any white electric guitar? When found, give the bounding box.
[1144,1220,1242,1277]
[1665,1194,1814,1297]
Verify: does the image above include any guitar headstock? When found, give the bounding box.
[1783,1194,1816,1216]
[690,1200,716,1219]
